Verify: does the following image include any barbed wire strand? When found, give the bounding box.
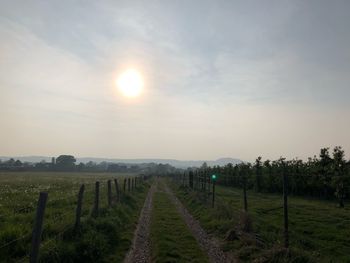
[0,232,31,250]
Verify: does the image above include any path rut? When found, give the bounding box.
[124,180,235,263]
[163,182,235,263]
[123,183,155,263]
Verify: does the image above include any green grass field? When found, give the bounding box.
[0,171,149,263]
[150,187,209,263]
[172,181,350,263]
[3,172,349,262]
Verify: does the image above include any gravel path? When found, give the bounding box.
[163,183,235,263]
[123,183,156,263]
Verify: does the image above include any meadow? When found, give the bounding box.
[2,171,349,262]
[172,181,350,263]
[0,171,149,262]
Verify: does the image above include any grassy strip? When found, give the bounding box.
[171,182,350,263]
[150,190,209,263]
[0,171,148,262]
[39,182,150,263]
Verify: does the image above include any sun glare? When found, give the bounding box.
[116,69,144,98]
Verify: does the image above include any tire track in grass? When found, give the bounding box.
[123,183,156,263]
[163,182,235,263]
[151,186,209,263]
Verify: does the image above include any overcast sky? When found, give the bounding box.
[1,0,349,162]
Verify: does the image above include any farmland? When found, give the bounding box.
[1,171,349,263]
[171,180,350,262]
[0,171,149,262]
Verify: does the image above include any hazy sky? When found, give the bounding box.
[1,0,350,161]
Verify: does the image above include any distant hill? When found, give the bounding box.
[0,156,52,163]
[0,156,242,168]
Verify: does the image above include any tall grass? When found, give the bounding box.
[0,171,149,263]
[171,182,350,262]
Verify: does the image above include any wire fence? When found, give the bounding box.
[171,171,350,260]
[0,175,146,262]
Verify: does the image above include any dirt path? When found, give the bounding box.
[123,183,156,263]
[163,182,235,263]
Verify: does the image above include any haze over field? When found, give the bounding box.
[0,156,241,168]
[1,1,350,161]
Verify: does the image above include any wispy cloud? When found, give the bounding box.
[1,0,350,160]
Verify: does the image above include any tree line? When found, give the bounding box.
[203,146,350,207]
[0,155,177,174]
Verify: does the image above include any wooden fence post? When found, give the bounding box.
[198,171,201,189]
[114,179,119,202]
[128,178,131,192]
[123,178,126,192]
[283,168,289,248]
[74,184,85,230]
[197,172,200,190]
[208,174,211,192]
[30,192,48,263]
[135,177,137,188]
[92,181,100,217]
[212,179,216,208]
[189,171,194,189]
[107,180,112,207]
[243,170,248,212]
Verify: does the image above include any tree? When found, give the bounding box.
[200,162,208,170]
[318,148,333,198]
[254,157,263,192]
[56,155,76,171]
[14,160,22,167]
[332,146,346,207]
[6,158,15,167]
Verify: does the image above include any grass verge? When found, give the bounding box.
[171,181,350,263]
[39,182,150,263]
[0,171,149,263]
[150,190,209,263]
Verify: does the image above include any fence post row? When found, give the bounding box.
[27,176,146,262]
[74,184,85,231]
[179,166,292,249]
[30,192,48,263]
[92,181,100,217]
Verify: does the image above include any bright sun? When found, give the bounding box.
[116,69,144,98]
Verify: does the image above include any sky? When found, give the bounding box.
[1,0,350,162]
